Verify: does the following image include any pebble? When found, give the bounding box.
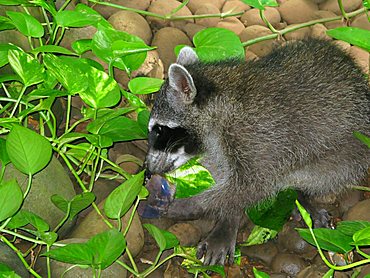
[93,0,150,19]
[343,199,370,222]
[195,4,221,27]
[217,17,245,35]
[319,0,362,15]
[271,253,307,276]
[152,27,192,71]
[241,240,279,266]
[239,25,275,57]
[187,0,225,13]
[221,1,251,14]
[279,0,319,24]
[352,14,370,31]
[168,222,202,246]
[241,7,281,28]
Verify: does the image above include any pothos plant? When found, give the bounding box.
[0,0,369,277]
[0,0,248,277]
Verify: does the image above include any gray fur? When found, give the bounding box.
[146,39,370,265]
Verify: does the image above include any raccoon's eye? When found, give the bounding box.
[153,125,162,137]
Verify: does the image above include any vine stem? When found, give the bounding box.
[10,86,27,118]
[88,0,243,20]
[337,0,349,20]
[242,7,366,47]
[1,235,42,278]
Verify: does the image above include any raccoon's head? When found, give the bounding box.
[145,47,202,175]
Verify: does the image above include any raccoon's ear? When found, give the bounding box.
[176,47,198,66]
[168,64,196,104]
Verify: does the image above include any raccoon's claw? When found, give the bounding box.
[196,237,236,265]
[196,217,239,266]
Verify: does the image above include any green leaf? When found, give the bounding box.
[104,171,145,219]
[87,229,126,269]
[51,194,68,213]
[43,242,94,266]
[143,223,179,251]
[166,157,215,199]
[31,45,77,56]
[121,89,147,109]
[0,44,19,68]
[72,39,92,55]
[0,138,10,166]
[98,116,148,142]
[297,228,353,253]
[0,74,20,83]
[55,10,100,28]
[0,263,21,278]
[327,27,370,52]
[111,40,154,72]
[43,54,87,95]
[0,179,23,222]
[43,229,126,269]
[363,0,370,9]
[0,0,27,4]
[6,11,44,38]
[86,134,113,148]
[70,192,95,218]
[0,15,15,31]
[247,189,297,231]
[323,268,335,278]
[86,108,134,134]
[241,0,278,9]
[187,265,226,277]
[193,28,245,62]
[53,192,94,218]
[242,225,278,246]
[92,24,149,73]
[7,210,49,231]
[75,3,111,28]
[354,132,370,148]
[8,49,44,86]
[128,77,164,95]
[38,231,58,245]
[253,267,270,278]
[295,200,313,229]
[59,56,121,108]
[336,221,370,237]
[352,226,370,246]
[6,125,52,175]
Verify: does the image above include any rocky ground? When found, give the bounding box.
[1,0,369,277]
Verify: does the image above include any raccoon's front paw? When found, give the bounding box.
[196,218,239,265]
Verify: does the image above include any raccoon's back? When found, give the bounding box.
[194,39,369,173]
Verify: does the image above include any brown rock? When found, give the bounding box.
[245,50,258,61]
[310,24,331,40]
[358,264,370,278]
[241,241,278,265]
[239,25,275,57]
[284,25,311,40]
[60,26,97,50]
[271,253,307,276]
[349,46,369,73]
[187,0,225,13]
[241,7,281,28]
[277,222,317,258]
[195,4,221,27]
[278,0,318,24]
[296,265,328,278]
[39,238,127,278]
[168,223,202,246]
[343,199,370,221]
[222,0,251,14]
[108,11,152,44]
[216,17,245,35]
[337,189,363,215]
[147,0,193,30]
[352,14,370,31]
[320,0,362,15]
[183,23,207,40]
[332,40,351,52]
[313,10,345,29]
[152,27,192,71]
[71,203,144,258]
[226,265,243,277]
[93,0,150,19]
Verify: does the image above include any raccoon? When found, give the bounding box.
[145,39,370,265]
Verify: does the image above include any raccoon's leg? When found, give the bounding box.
[165,195,204,220]
[196,214,241,265]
